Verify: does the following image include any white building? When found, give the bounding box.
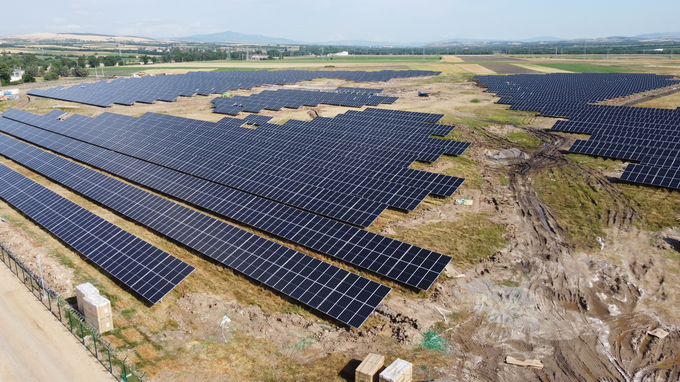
[250,54,269,60]
[328,51,349,57]
[10,69,25,82]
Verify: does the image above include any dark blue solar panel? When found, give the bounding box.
[0,163,194,304]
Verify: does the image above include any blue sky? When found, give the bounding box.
[2,0,679,42]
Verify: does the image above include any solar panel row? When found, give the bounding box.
[0,132,390,328]
[0,112,452,291]
[212,89,398,116]
[2,108,468,226]
[335,87,384,95]
[0,162,195,304]
[474,73,680,191]
[28,70,439,108]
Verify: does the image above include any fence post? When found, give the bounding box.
[79,320,85,345]
[107,348,112,373]
[68,309,73,333]
[58,300,62,323]
[93,334,98,360]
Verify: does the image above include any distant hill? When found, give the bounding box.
[177,31,298,45]
[521,36,564,42]
[0,33,155,43]
[634,32,680,39]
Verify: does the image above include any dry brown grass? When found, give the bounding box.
[135,343,160,361]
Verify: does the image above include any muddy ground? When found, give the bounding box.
[1,68,679,381]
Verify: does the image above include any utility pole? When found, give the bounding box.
[228,47,231,60]
[583,40,587,60]
[555,47,558,59]
[606,49,611,60]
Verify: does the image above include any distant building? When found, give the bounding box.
[250,54,269,60]
[328,51,349,57]
[10,69,25,82]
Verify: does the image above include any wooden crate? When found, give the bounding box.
[356,353,385,382]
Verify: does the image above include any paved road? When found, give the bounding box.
[0,264,113,382]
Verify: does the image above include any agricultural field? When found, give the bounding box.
[1,55,680,382]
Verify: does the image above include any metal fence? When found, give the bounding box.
[0,242,146,382]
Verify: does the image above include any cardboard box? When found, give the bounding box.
[89,314,114,333]
[356,353,385,382]
[75,283,99,312]
[82,294,112,322]
[379,359,413,382]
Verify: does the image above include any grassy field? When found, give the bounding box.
[283,55,442,63]
[533,63,635,73]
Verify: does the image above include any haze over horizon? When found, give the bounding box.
[0,0,678,43]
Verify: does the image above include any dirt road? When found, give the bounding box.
[0,264,113,382]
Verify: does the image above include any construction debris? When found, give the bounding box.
[491,148,529,160]
[505,356,544,369]
[647,328,669,339]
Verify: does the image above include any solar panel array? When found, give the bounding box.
[474,73,680,190]
[28,70,439,107]
[2,108,468,227]
[335,87,384,95]
[212,89,398,116]
[0,129,390,328]
[0,161,194,304]
[0,109,454,291]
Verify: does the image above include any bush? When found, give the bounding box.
[44,72,59,81]
[21,73,36,83]
[73,67,89,77]
[470,98,481,103]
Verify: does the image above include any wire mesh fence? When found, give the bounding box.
[0,242,146,382]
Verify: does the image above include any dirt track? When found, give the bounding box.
[0,264,113,382]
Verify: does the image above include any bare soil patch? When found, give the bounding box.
[481,64,540,74]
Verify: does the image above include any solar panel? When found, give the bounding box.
[0,132,390,328]
[2,108,469,226]
[474,73,680,191]
[212,89,397,116]
[28,70,439,107]
[0,163,195,304]
[0,112,453,291]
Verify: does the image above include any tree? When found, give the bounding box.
[77,55,87,68]
[73,67,89,77]
[57,64,71,77]
[87,55,100,68]
[151,56,158,64]
[140,55,149,64]
[21,73,35,83]
[44,72,59,81]
[102,55,117,67]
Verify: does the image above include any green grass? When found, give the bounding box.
[0,99,19,113]
[470,98,481,103]
[447,107,534,131]
[434,154,483,190]
[121,308,137,320]
[534,63,634,73]
[282,55,442,64]
[535,166,615,248]
[506,131,542,147]
[213,67,272,72]
[619,185,680,231]
[498,279,520,287]
[391,213,506,268]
